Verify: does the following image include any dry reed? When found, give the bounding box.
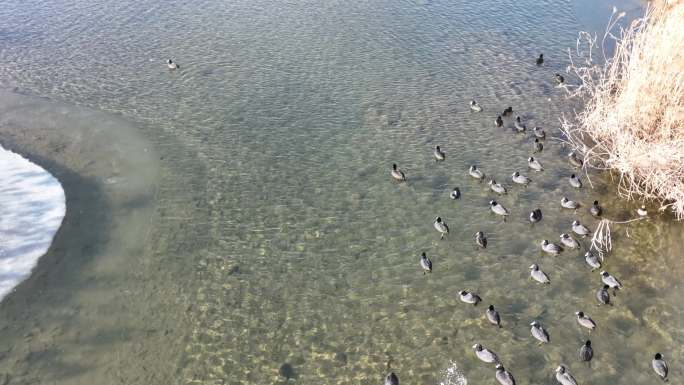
[560,1,684,219]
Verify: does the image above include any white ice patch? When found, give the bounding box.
[439,361,468,385]
[0,144,66,299]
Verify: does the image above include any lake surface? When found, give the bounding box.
[0,0,681,384]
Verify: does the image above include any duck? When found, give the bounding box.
[391,164,406,181]
[568,152,584,168]
[579,340,593,362]
[511,171,531,185]
[530,264,550,284]
[434,217,449,239]
[637,205,648,217]
[555,365,578,385]
[554,73,565,85]
[434,145,446,161]
[450,187,461,200]
[470,100,483,112]
[490,200,509,217]
[475,231,488,249]
[533,138,543,153]
[572,220,591,237]
[469,165,485,180]
[472,343,499,364]
[561,197,580,209]
[495,115,504,127]
[600,271,622,290]
[533,126,546,139]
[575,311,596,331]
[528,157,544,171]
[596,284,611,305]
[569,174,582,188]
[420,252,432,274]
[167,59,179,70]
[489,179,507,194]
[590,200,602,217]
[560,233,580,249]
[495,364,516,385]
[460,290,481,305]
[530,321,550,344]
[385,372,399,385]
[541,239,562,255]
[514,116,526,132]
[530,208,543,223]
[584,251,601,270]
[486,305,502,328]
[652,353,668,382]
[502,106,513,117]
[536,54,544,65]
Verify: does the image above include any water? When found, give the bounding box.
[0,0,682,384]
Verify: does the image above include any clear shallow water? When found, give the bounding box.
[0,0,682,384]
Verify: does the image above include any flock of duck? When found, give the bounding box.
[165,56,666,384]
[382,54,667,385]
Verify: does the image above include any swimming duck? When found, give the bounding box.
[528,157,544,171]
[450,187,461,200]
[572,220,591,237]
[460,290,481,305]
[391,164,406,181]
[434,217,449,239]
[533,126,546,139]
[579,340,593,362]
[569,174,582,188]
[167,59,179,69]
[495,115,504,127]
[560,233,580,249]
[469,165,485,180]
[486,305,501,328]
[502,106,513,117]
[554,73,565,85]
[420,252,432,274]
[637,205,648,217]
[489,179,507,194]
[568,152,584,168]
[575,311,596,331]
[590,200,602,217]
[434,145,446,161]
[475,231,488,248]
[600,271,622,290]
[495,364,516,385]
[530,208,543,223]
[541,239,562,255]
[490,200,509,217]
[511,171,531,185]
[514,116,526,132]
[561,197,580,209]
[530,321,550,344]
[555,365,578,385]
[530,264,550,284]
[536,54,544,65]
[596,284,611,305]
[584,251,601,270]
[652,353,668,382]
[385,372,399,385]
[470,100,483,112]
[533,138,543,153]
[472,343,499,364]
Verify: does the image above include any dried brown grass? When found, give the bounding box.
[560,1,684,219]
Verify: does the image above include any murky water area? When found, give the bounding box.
[0,0,681,384]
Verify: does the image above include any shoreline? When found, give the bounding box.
[0,88,181,384]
